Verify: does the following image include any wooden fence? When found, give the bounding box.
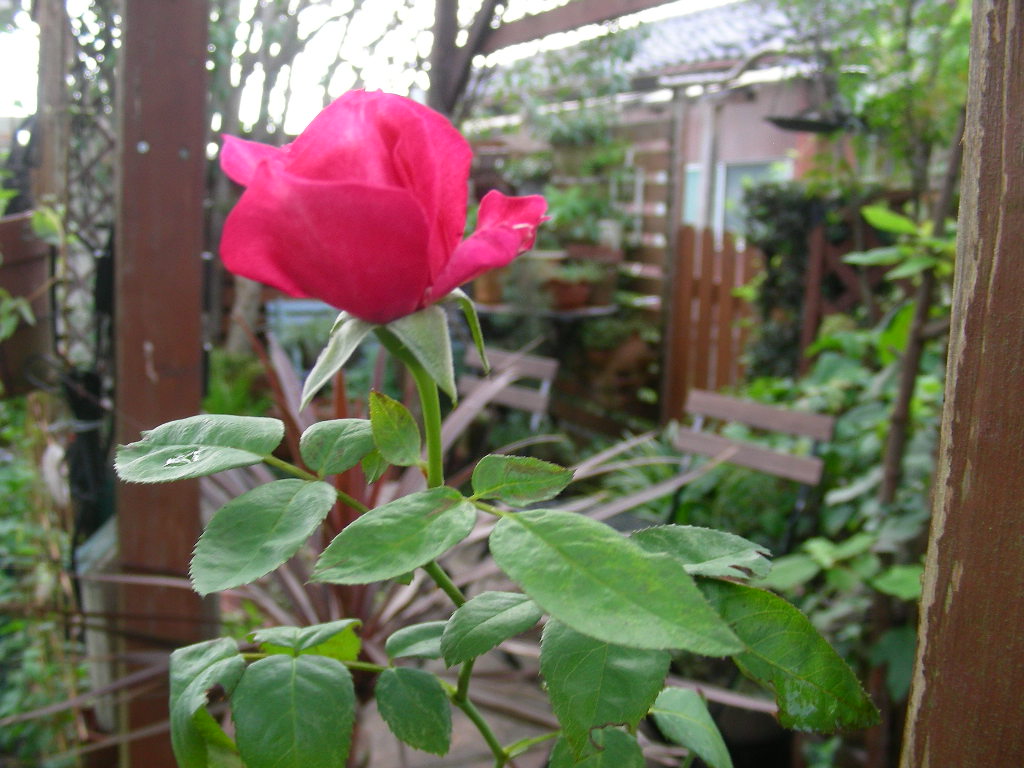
[660,225,762,421]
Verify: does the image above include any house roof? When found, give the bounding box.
[628,1,794,78]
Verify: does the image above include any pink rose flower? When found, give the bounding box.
[219,90,546,324]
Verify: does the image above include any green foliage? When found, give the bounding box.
[541,620,669,755]
[441,591,542,666]
[203,349,272,417]
[651,687,734,768]
[0,399,84,764]
[114,310,883,767]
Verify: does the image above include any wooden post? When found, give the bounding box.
[900,0,1024,765]
[115,1,210,765]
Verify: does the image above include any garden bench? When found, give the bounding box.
[456,345,559,432]
[673,388,836,550]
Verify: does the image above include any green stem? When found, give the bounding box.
[423,561,466,607]
[378,327,507,762]
[262,454,369,514]
[454,695,509,767]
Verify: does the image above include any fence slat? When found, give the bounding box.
[662,226,762,419]
[694,229,716,390]
[715,233,737,389]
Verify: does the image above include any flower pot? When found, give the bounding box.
[0,212,52,395]
[473,268,504,305]
[545,279,592,311]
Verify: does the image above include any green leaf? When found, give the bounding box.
[843,245,906,266]
[632,525,771,581]
[115,415,284,483]
[650,687,734,768]
[490,509,741,654]
[886,255,938,279]
[547,728,645,768]
[385,621,447,660]
[253,619,362,662]
[313,487,476,584]
[541,620,669,756]
[471,455,574,504]
[299,419,374,476]
[169,639,245,768]
[868,626,917,700]
[871,564,923,601]
[369,391,422,467]
[447,288,488,373]
[441,591,542,666]
[759,553,821,591]
[699,579,879,731]
[190,479,337,596]
[361,449,388,483]
[301,313,374,410]
[861,205,919,235]
[232,655,355,768]
[387,305,457,401]
[375,667,452,755]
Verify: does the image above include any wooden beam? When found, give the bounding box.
[900,0,1024,764]
[115,1,210,765]
[480,0,678,55]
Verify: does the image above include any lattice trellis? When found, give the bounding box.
[49,0,121,370]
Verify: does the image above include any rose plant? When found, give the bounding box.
[115,91,877,768]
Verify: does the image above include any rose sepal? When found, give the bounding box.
[300,312,374,410]
[445,288,489,374]
[385,306,457,403]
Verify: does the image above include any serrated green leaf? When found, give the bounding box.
[861,205,919,235]
[301,313,374,410]
[169,639,245,768]
[361,449,388,483]
[490,510,742,653]
[375,667,452,755]
[369,391,421,467]
[191,479,336,596]
[441,591,542,666]
[253,619,362,662]
[115,415,284,483]
[650,687,733,768]
[299,419,374,476]
[548,728,645,768]
[699,579,879,732]
[385,621,447,660]
[232,655,355,768]
[313,487,475,584]
[871,564,923,601]
[632,525,771,581]
[447,288,488,373]
[541,620,669,756]
[387,305,457,401]
[471,455,573,504]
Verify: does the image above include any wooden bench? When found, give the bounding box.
[457,346,559,432]
[673,388,836,550]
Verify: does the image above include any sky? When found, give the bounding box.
[0,0,737,124]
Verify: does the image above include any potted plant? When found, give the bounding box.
[544,259,607,310]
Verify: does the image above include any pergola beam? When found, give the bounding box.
[479,0,677,55]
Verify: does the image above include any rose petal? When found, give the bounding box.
[428,191,547,300]
[220,162,433,324]
[289,91,471,284]
[220,135,287,187]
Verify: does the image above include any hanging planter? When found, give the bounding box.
[0,212,52,396]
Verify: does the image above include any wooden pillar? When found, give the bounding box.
[115,1,210,765]
[899,0,1024,765]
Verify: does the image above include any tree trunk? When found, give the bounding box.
[899,1,1024,765]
